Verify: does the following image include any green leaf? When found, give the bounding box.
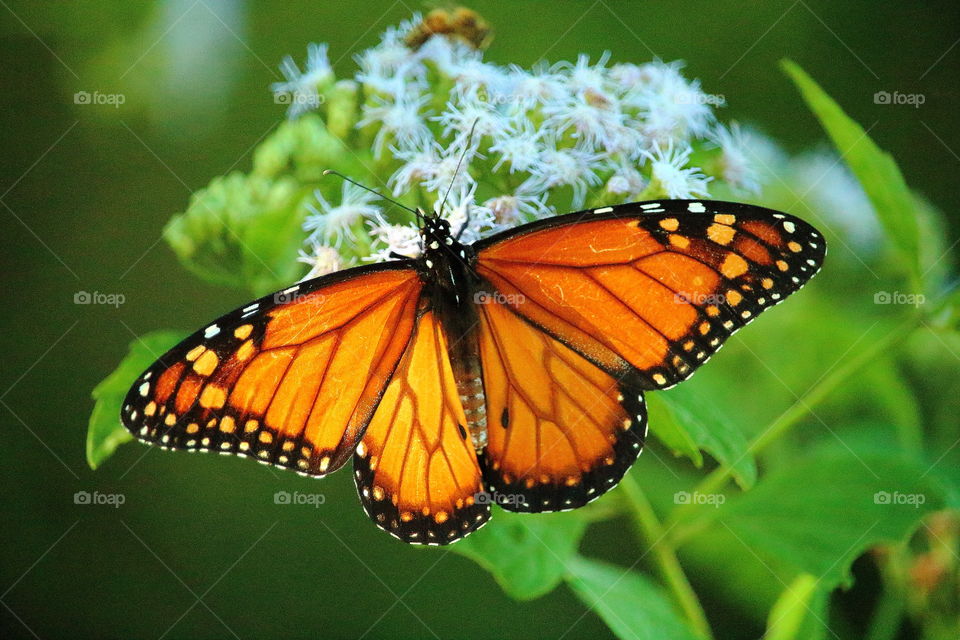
[453,510,587,600]
[164,172,310,296]
[650,385,757,489]
[713,447,951,590]
[565,556,701,640]
[646,394,702,467]
[782,60,922,283]
[764,574,828,640]
[87,330,188,469]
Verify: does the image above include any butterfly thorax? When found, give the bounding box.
[419,218,488,450]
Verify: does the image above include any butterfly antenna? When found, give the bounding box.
[437,120,479,220]
[323,170,426,223]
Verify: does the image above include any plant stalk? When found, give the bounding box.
[620,472,714,639]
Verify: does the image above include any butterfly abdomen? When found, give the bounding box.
[455,351,487,450]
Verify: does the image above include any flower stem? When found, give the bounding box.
[620,472,714,639]
[667,314,921,544]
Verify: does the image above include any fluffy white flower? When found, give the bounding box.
[606,162,647,197]
[642,142,711,198]
[503,63,565,108]
[298,243,345,281]
[358,91,431,157]
[488,118,542,173]
[271,43,333,118]
[712,124,760,194]
[448,57,511,96]
[627,61,717,144]
[303,183,382,246]
[555,52,611,95]
[543,91,626,151]
[484,189,552,226]
[435,85,504,141]
[416,34,482,76]
[389,145,440,196]
[400,140,477,196]
[523,143,603,208]
[435,183,496,243]
[366,214,422,262]
[278,14,760,273]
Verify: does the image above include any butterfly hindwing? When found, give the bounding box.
[354,309,491,545]
[475,200,825,390]
[121,264,422,476]
[476,298,648,512]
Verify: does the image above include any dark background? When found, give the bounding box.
[1,1,958,637]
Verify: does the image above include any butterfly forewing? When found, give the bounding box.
[474,200,825,390]
[121,264,421,476]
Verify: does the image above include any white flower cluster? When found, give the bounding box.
[275,14,760,272]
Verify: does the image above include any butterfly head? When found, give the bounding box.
[422,215,452,242]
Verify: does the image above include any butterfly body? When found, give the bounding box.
[122,200,825,545]
[415,217,489,449]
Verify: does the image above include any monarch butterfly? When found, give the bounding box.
[121,196,825,545]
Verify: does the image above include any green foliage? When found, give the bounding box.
[87,330,187,469]
[712,447,951,590]
[763,574,826,640]
[565,556,703,640]
[782,60,923,287]
[452,510,587,600]
[649,385,757,489]
[164,172,311,296]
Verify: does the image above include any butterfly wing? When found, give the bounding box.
[354,310,491,544]
[121,263,422,476]
[476,298,647,512]
[474,200,825,389]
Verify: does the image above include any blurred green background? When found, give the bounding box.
[2,1,959,638]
